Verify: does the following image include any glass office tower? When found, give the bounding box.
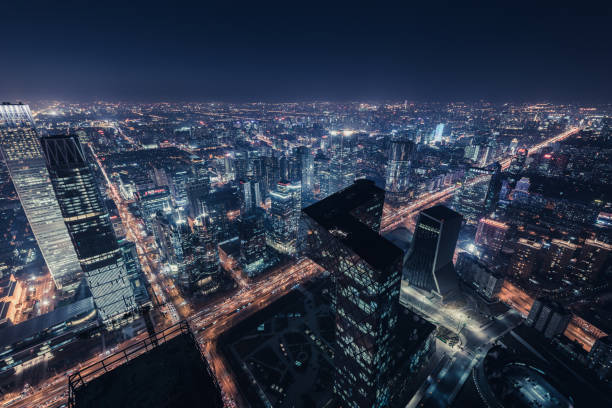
[301,179,403,407]
[403,205,462,300]
[41,135,137,327]
[384,139,415,205]
[0,103,82,293]
[266,180,301,255]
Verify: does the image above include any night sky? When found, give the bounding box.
[2,1,611,102]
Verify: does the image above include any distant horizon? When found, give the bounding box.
[2,2,610,104]
[13,98,612,106]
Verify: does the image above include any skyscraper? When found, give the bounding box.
[301,179,403,407]
[403,205,463,300]
[118,238,150,306]
[266,180,301,255]
[452,167,494,224]
[186,173,210,219]
[384,139,415,205]
[41,135,137,327]
[0,103,82,293]
[294,146,314,205]
[484,162,502,214]
[138,187,173,232]
[313,151,331,199]
[328,130,357,194]
[238,207,267,277]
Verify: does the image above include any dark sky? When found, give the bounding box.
[2,1,611,103]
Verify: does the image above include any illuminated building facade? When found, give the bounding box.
[403,205,462,300]
[138,187,172,232]
[118,239,150,306]
[576,239,611,282]
[238,207,267,277]
[266,180,301,255]
[328,130,357,194]
[475,218,509,255]
[301,179,403,408]
[452,167,494,224]
[509,238,542,279]
[295,146,314,205]
[186,174,210,219]
[546,239,578,274]
[313,152,331,199]
[0,103,82,293]
[384,139,415,205]
[41,135,137,327]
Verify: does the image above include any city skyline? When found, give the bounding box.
[1,2,611,407]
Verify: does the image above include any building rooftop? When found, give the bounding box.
[0,296,95,349]
[303,179,402,270]
[421,204,462,223]
[70,322,223,408]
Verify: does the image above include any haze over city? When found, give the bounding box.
[0,2,611,408]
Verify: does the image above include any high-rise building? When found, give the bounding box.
[484,162,503,214]
[238,207,267,277]
[294,146,314,205]
[452,167,496,224]
[475,218,509,255]
[186,175,210,219]
[41,135,137,327]
[138,187,172,232]
[238,178,262,214]
[403,205,463,300]
[433,123,445,143]
[204,187,240,244]
[266,180,301,255]
[301,179,403,407]
[509,238,542,279]
[0,103,82,293]
[313,151,331,199]
[118,239,150,306]
[179,218,222,295]
[384,139,415,205]
[328,130,357,194]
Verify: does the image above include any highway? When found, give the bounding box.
[380,127,580,233]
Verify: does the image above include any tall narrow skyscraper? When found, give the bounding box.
[452,167,494,224]
[384,139,415,205]
[266,180,301,255]
[328,130,357,194]
[0,103,82,293]
[403,205,462,300]
[301,179,403,407]
[41,135,137,327]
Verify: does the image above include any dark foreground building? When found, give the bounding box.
[68,321,223,408]
[403,205,463,300]
[301,179,431,408]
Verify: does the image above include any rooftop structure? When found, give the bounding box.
[69,321,223,408]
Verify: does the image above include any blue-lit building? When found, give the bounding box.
[266,180,301,255]
[41,135,137,328]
